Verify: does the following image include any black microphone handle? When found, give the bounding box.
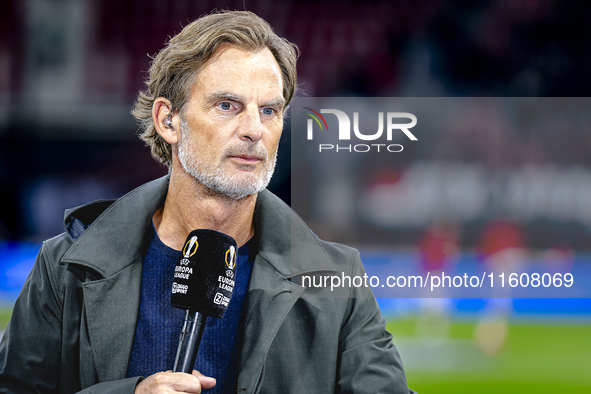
[173,310,207,373]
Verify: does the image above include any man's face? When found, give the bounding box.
[177,45,285,200]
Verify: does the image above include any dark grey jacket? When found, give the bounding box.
[0,176,412,393]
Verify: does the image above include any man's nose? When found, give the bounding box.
[238,106,264,143]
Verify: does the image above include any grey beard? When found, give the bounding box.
[177,117,278,200]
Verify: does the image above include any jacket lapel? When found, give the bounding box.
[60,176,169,382]
[82,261,143,381]
[237,255,306,392]
[237,191,337,393]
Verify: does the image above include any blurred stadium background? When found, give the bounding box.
[1,0,591,392]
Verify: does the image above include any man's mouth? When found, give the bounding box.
[229,155,263,165]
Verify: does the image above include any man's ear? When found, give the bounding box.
[153,97,180,145]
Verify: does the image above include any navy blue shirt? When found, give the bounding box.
[127,224,255,393]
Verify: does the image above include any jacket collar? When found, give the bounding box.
[254,189,337,278]
[60,176,169,275]
[60,175,336,278]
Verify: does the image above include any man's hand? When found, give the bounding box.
[135,370,216,393]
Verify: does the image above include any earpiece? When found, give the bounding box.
[165,113,173,129]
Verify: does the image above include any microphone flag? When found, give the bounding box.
[171,229,238,318]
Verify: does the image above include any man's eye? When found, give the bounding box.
[262,108,275,115]
[220,102,231,110]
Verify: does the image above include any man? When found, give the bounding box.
[0,11,413,394]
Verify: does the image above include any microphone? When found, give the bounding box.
[171,229,238,373]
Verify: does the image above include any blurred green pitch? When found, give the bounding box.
[387,318,591,393]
